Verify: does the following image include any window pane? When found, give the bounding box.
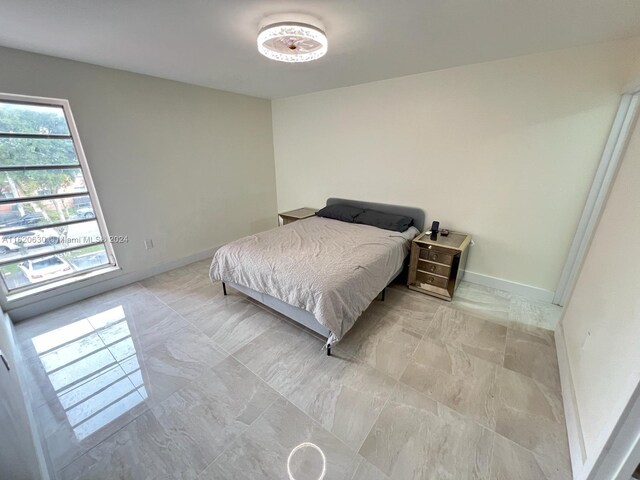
[0,168,86,201]
[0,196,94,233]
[0,138,79,166]
[0,243,110,290]
[65,244,110,273]
[0,102,70,136]
[0,220,102,263]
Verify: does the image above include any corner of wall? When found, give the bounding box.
[555,322,588,479]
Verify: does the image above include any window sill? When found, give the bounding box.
[5,265,121,303]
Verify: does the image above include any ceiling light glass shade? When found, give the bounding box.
[257,22,328,63]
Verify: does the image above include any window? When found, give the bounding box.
[0,93,117,295]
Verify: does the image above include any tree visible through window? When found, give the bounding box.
[0,94,117,293]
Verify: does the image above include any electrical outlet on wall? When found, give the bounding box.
[144,239,154,250]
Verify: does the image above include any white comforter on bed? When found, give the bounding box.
[209,216,419,344]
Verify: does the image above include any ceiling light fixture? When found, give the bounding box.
[257,15,328,63]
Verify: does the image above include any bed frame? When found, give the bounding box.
[221,198,425,355]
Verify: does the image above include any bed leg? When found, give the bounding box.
[381,288,385,302]
[326,344,331,356]
[222,282,227,296]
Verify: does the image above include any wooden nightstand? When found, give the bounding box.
[407,231,471,301]
[278,207,318,225]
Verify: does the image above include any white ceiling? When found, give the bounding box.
[1,0,639,99]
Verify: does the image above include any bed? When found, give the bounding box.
[209,198,425,355]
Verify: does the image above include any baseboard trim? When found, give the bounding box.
[463,270,555,303]
[9,246,220,322]
[556,322,587,479]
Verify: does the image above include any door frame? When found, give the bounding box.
[553,91,640,306]
[588,380,640,480]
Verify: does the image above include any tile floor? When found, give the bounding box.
[14,260,570,479]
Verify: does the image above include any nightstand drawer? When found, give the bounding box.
[418,259,451,277]
[418,247,455,266]
[408,231,471,301]
[416,271,449,289]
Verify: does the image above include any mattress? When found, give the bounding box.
[209,216,419,344]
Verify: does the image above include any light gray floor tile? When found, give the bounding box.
[401,336,499,428]
[29,322,227,470]
[233,320,327,395]
[181,293,281,353]
[77,283,146,312]
[126,310,190,354]
[507,322,556,346]
[497,367,564,424]
[57,409,202,480]
[19,292,190,409]
[360,382,494,480]
[130,324,229,407]
[162,282,225,318]
[351,456,390,480]
[84,297,189,357]
[490,433,572,480]
[84,289,190,338]
[15,302,93,360]
[504,328,561,392]
[49,352,270,478]
[14,259,569,480]
[337,304,423,380]
[201,397,357,480]
[36,364,149,472]
[285,351,398,450]
[453,281,562,333]
[139,265,210,305]
[384,286,440,334]
[508,296,563,331]
[151,356,279,471]
[20,333,109,408]
[236,318,397,450]
[426,306,507,364]
[452,281,512,323]
[495,368,570,476]
[189,258,214,272]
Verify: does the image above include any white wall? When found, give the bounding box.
[0,46,277,315]
[559,112,640,476]
[272,37,640,294]
[625,56,640,92]
[0,311,50,478]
